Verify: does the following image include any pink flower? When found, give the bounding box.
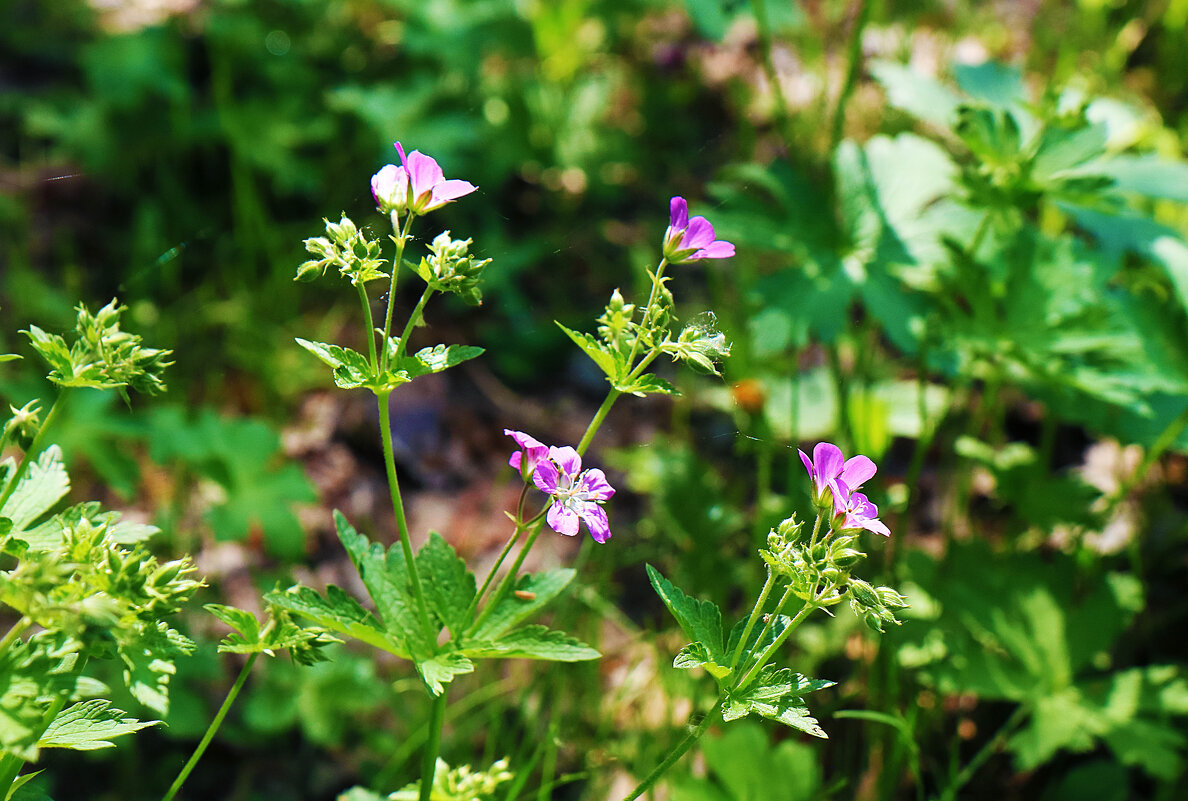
[532,446,616,543]
[831,480,890,537]
[370,141,477,216]
[505,429,549,483]
[662,196,735,263]
[798,442,876,509]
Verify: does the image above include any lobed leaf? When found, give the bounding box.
[646,564,726,664]
[333,510,433,657]
[399,344,485,378]
[265,584,407,658]
[418,652,474,697]
[470,569,575,641]
[461,625,599,662]
[1,446,70,537]
[415,532,476,637]
[39,700,158,751]
[556,322,622,381]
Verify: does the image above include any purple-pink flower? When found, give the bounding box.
[532,446,616,543]
[371,141,477,217]
[505,429,549,483]
[832,481,890,537]
[798,442,876,509]
[662,196,735,264]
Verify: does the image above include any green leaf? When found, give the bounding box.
[618,374,680,397]
[0,354,20,364]
[461,626,599,662]
[724,667,835,737]
[295,338,375,390]
[418,652,474,696]
[556,322,622,381]
[0,446,70,537]
[869,60,962,128]
[646,564,726,664]
[266,585,408,658]
[39,700,158,751]
[398,344,485,378]
[416,533,476,637]
[673,642,730,681]
[470,569,575,641]
[333,511,433,657]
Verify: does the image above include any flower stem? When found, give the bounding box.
[620,702,724,801]
[467,487,530,624]
[380,213,417,376]
[356,282,379,371]
[376,390,433,633]
[576,389,621,456]
[391,286,436,366]
[418,689,448,801]
[623,259,669,374]
[0,617,31,653]
[828,0,871,150]
[161,653,259,801]
[0,391,67,513]
[734,591,822,693]
[729,570,775,671]
[468,519,545,635]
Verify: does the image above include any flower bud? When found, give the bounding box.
[294,260,325,282]
[848,577,880,608]
[830,548,863,568]
[877,587,909,608]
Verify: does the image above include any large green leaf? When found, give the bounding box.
[397,344,485,379]
[1,446,70,537]
[723,667,834,738]
[461,626,599,662]
[415,532,476,637]
[646,564,726,664]
[333,511,433,657]
[38,700,157,751]
[470,569,575,641]
[266,585,408,658]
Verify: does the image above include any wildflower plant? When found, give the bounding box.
[275,143,739,800]
[625,443,904,800]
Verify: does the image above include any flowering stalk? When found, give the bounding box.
[621,704,725,801]
[0,391,66,512]
[161,653,259,801]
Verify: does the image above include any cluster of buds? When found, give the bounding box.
[2,400,41,450]
[846,577,909,633]
[295,215,389,286]
[661,312,732,376]
[595,289,637,350]
[412,231,492,306]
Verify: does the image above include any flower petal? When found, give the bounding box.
[839,455,876,490]
[812,442,844,480]
[682,216,715,250]
[404,150,445,196]
[798,449,815,479]
[533,459,561,494]
[864,517,891,537]
[694,240,735,260]
[577,468,615,500]
[578,502,611,543]
[431,179,477,203]
[548,446,582,479]
[669,196,688,229]
[546,502,580,537]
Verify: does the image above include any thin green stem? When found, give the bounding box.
[807,511,826,552]
[376,391,433,633]
[0,617,31,653]
[0,392,67,513]
[161,653,259,801]
[380,213,417,376]
[735,590,824,693]
[621,702,724,801]
[729,571,776,671]
[469,520,545,636]
[937,704,1027,801]
[419,690,448,801]
[576,389,622,456]
[829,0,871,150]
[733,583,797,689]
[392,286,436,366]
[622,259,668,374]
[467,490,530,623]
[356,283,379,371]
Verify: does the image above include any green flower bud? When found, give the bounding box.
[848,577,880,608]
[877,586,910,609]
